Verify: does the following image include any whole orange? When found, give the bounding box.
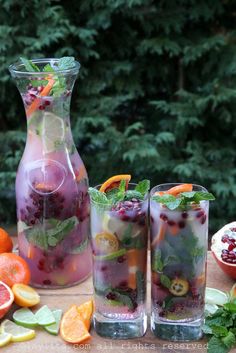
[0,253,30,288]
[0,228,13,254]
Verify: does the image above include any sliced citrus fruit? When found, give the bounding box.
[42,112,65,153]
[60,304,91,344]
[0,281,14,319]
[12,283,40,307]
[1,319,36,342]
[0,228,13,254]
[94,248,126,261]
[95,232,119,254]
[169,278,189,296]
[99,174,131,193]
[13,308,38,327]
[155,184,193,197]
[35,305,56,326]
[205,303,219,315]
[205,287,228,306]
[76,300,93,330]
[127,248,147,290]
[0,253,31,287]
[44,309,62,335]
[0,332,12,347]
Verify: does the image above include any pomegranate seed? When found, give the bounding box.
[182,212,188,219]
[160,213,168,221]
[43,279,51,285]
[38,105,45,110]
[117,255,127,263]
[106,292,116,300]
[196,211,204,218]
[178,221,185,229]
[44,100,51,106]
[228,243,235,251]
[119,280,128,288]
[168,220,176,226]
[201,215,207,224]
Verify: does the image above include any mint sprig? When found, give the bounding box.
[152,190,215,210]
[204,298,236,353]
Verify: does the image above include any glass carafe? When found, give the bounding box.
[9,58,92,288]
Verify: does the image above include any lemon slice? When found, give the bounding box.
[13,308,38,327]
[35,305,56,326]
[42,112,65,153]
[0,332,12,347]
[1,319,35,342]
[44,309,62,335]
[205,287,228,306]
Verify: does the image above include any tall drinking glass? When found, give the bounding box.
[90,184,148,338]
[150,184,209,341]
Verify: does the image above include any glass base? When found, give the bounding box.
[151,313,203,341]
[93,311,147,339]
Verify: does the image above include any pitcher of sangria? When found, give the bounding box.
[9,57,92,288]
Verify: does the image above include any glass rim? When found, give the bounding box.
[8,58,80,76]
[150,182,209,206]
[90,182,149,206]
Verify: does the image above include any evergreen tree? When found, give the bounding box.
[0,0,235,232]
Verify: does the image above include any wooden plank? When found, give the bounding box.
[2,252,235,353]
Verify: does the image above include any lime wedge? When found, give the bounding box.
[94,248,127,261]
[35,305,56,326]
[44,309,62,335]
[0,332,12,347]
[42,112,65,153]
[13,308,38,328]
[205,303,219,315]
[1,319,35,342]
[205,287,228,306]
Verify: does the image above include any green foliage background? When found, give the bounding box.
[0,0,236,233]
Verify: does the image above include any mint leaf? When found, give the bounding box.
[152,249,163,272]
[135,179,150,197]
[43,64,55,72]
[224,302,236,313]
[160,274,171,289]
[202,323,213,334]
[163,254,180,267]
[111,290,134,310]
[193,191,215,202]
[211,325,229,337]
[208,336,229,353]
[153,194,176,203]
[25,226,48,250]
[47,216,78,247]
[222,331,236,348]
[124,190,143,200]
[58,57,76,70]
[31,79,48,87]
[20,57,40,72]
[88,187,110,206]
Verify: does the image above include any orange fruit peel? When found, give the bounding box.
[60,304,91,344]
[99,174,131,193]
[76,300,93,330]
[0,281,14,319]
[0,228,13,254]
[0,253,30,288]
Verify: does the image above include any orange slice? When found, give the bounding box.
[60,305,91,344]
[76,300,93,330]
[12,283,40,307]
[155,184,193,197]
[95,232,119,254]
[99,174,131,193]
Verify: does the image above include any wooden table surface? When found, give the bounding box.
[3,248,235,353]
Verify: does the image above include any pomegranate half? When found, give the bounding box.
[0,281,14,319]
[211,221,236,280]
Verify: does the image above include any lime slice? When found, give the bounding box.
[35,305,56,326]
[1,319,35,342]
[13,308,38,328]
[44,309,62,335]
[205,303,219,315]
[42,112,65,153]
[102,214,140,241]
[205,287,228,306]
[94,248,127,261]
[0,332,12,347]
[106,299,123,307]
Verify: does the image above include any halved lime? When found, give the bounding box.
[205,287,228,306]
[44,309,62,335]
[13,307,38,328]
[0,332,12,347]
[94,248,127,261]
[35,305,56,326]
[42,112,65,153]
[205,303,219,315]
[1,319,36,342]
